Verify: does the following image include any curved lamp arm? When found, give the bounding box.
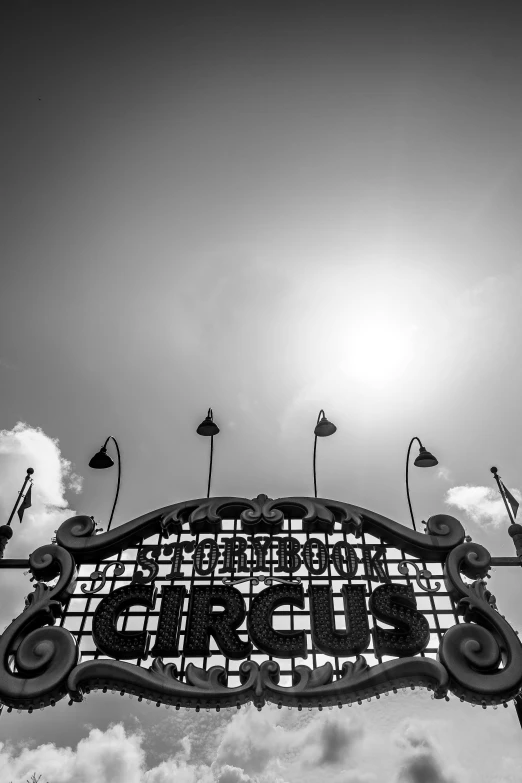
[196,408,219,499]
[313,410,325,499]
[207,417,214,500]
[104,436,121,532]
[406,436,423,532]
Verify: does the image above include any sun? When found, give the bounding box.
[339,317,416,390]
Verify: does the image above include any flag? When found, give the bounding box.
[17,484,32,523]
[501,480,519,519]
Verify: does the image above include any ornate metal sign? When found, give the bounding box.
[1,494,521,714]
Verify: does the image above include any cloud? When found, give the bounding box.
[213,707,364,782]
[396,753,458,783]
[490,756,522,783]
[144,708,231,767]
[0,707,496,783]
[0,724,216,783]
[393,720,434,752]
[436,466,451,482]
[392,720,462,783]
[216,766,253,783]
[214,710,278,775]
[67,472,83,494]
[0,724,144,783]
[444,485,521,527]
[0,422,83,558]
[309,717,363,767]
[143,758,213,783]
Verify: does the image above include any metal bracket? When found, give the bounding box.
[490,557,522,567]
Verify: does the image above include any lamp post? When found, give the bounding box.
[197,409,220,498]
[405,437,438,531]
[89,436,121,532]
[313,410,337,498]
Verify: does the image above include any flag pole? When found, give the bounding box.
[6,468,34,527]
[491,466,522,730]
[7,468,34,527]
[0,467,34,560]
[491,466,522,563]
[490,466,516,525]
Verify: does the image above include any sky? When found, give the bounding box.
[1,1,522,781]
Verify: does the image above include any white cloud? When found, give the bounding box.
[212,706,366,783]
[0,724,214,783]
[216,766,253,783]
[0,724,226,783]
[296,715,363,769]
[0,711,370,783]
[445,484,521,528]
[436,466,452,482]
[214,709,279,775]
[392,719,463,783]
[144,758,213,783]
[67,471,83,494]
[0,422,82,558]
[0,725,143,783]
[0,705,518,783]
[395,753,458,783]
[490,755,522,783]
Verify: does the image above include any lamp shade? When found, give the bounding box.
[88,447,114,469]
[196,416,220,437]
[314,415,337,437]
[414,446,438,468]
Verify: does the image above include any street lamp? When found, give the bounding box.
[197,408,220,498]
[406,436,438,531]
[313,410,337,498]
[89,436,121,532]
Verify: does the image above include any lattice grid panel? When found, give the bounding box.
[60,517,461,687]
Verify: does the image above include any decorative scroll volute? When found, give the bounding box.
[56,514,97,550]
[240,495,284,534]
[161,498,266,536]
[439,542,522,706]
[242,497,338,535]
[56,497,466,566]
[56,510,169,564]
[66,654,449,709]
[0,544,79,710]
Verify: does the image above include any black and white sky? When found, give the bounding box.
[1,2,522,781]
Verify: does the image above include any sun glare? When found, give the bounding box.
[340,318,416,390]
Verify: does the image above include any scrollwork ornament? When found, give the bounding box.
[56,497,465,563]
[67,657,260,708]
[65,655,449,709]
[221,576,302,587]
[256,654,449,707]
[163,500,223,535]
[263,576,302,586]
[0,545,79,711]
[81,562,126,595]
[439,541,522,706]
[221,576,260,587]
[240,494,285,534]
[398,561,441,592]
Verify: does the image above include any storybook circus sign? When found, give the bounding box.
[1,495,522,715]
